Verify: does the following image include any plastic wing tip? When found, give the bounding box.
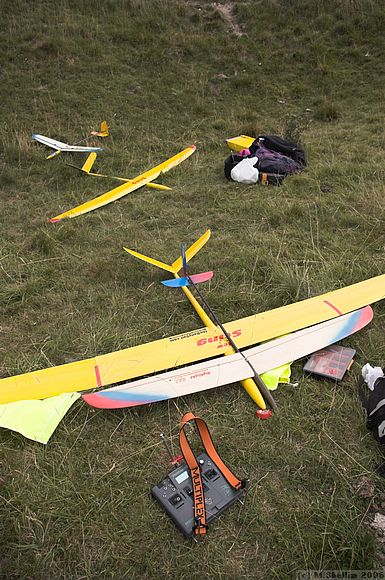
[161,277,189,288]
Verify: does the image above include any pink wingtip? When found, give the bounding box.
[82,393,145,409]
[82,393,115,409]
[48,218,61,223]
[361,304,373,324]
[189,271,214,284]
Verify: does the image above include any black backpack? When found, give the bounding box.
[224,153,244,180]
[251,135,307,167]
[224,132,308,186]
[359,375,385,446]
[253,146,302,176]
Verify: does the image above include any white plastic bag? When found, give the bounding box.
[230,157,259,184]
[362,363,384,390]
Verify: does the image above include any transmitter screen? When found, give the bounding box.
[175,470,189,484]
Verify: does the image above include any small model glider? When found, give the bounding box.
[32,134,103,160]
[90,120,109,137]
[49,145,196,222]
[124,230,276,410]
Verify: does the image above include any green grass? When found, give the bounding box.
[1,0,385,577]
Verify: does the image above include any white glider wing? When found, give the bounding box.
[32,134,103,154]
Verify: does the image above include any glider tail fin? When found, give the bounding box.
[171,229,211,273]
[46,149,62,160]
[91,120,109,137]
[171,230,211,272]
[99,120,109,136]
[181,244,188,275]
[81,152,97,174]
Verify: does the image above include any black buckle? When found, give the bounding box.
[193,517,209,539]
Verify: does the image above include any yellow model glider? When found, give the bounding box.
[124,230,269,409]
[2,270,385,405]
[49,145,196,222]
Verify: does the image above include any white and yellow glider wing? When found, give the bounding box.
[32,134,103,159]
[1,272,385,404]
[49,145,196,222]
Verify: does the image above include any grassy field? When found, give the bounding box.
[1,0,385,578]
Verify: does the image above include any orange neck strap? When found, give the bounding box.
[179,412,246,537]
